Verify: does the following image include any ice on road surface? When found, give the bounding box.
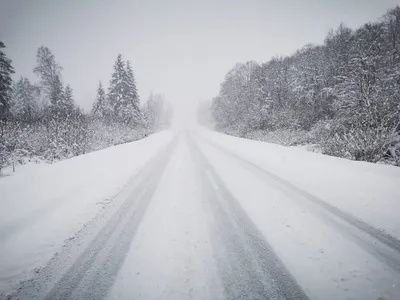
[1,129,400,300]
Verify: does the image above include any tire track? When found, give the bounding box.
[186,135,310,300]
[8,138,177,300]
[195,133,400,273]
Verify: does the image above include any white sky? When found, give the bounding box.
[1,0,399,118]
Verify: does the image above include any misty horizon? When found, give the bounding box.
[1,0,399,115]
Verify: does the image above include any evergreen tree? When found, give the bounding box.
[49,74,64,115]
[0,41,14,123]
[62,85,75,114]
[125,61,139,110]
[92,81,109,118]
[107,55,142,124]
[121,61,141,124]
[108,54,126,121]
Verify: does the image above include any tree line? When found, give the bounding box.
[207,6,400,165]
[0,43,171,172]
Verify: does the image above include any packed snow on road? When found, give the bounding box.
[1,128,400,300]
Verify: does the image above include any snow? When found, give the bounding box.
[107,138,224,299]
[196,128,400,240]
[191,129,400,299]
[0,160,48,178]
[0,130,175,295]
[2,127,400,299]
[109,130,400,300]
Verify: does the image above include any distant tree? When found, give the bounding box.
[197,101,213,127]
[125,61,139,108]
[1,46,156,172]
[12,77,39,121]
[210,6,400,164]
[92,81,110,119]
[107,55,142,125]
[212,61,263,134]
[145,93,171,130]
[0,41,14,127]
[288,45,327,129]
[33,46,64,115]
[145,92,160,129]
[61,85,75,114]
[0,41,15,173]
[50,75,64,116]
[324,24,353,88]
[108,54,126,121]
[123,61,141,124]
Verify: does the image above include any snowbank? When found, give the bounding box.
[197,129,400,240]
[0,130,175,295]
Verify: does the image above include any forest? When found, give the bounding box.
[204,6,400,165]
[0,44,172,172]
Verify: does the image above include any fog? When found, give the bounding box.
[1,0,398,124]
[2,2,400,298]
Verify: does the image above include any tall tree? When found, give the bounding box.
[50,75,64,116]
[0,41,14,123]
[108,54,126,121]
[92,81,109,118]
[122,61,141,124]
[12,77,39,121]
[145,93,171,130]
[125,61,139,109]
[33,47,64,114]
[61,85,75,114]
[213,62,263,134]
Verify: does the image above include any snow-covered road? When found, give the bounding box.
[2,129,400,300]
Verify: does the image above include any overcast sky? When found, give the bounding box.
[0,0,399,116]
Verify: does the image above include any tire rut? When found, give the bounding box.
[186,135,310,300]
[197,134,400,273]
[8,138,177,300]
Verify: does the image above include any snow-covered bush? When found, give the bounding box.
[243,129,314,146]
[317,124,394,163]
[386,134,400,166]
[0,117,147,173]
[86,119,146,152]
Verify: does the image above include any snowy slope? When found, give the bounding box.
[0,131,175,295]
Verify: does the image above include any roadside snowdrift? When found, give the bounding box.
[0,130,175,295]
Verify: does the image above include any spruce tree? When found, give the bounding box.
[92,81,108,118]
[62,85,75,114]
[49,74,64,116]
[108,54,126,121]
[0,41,14,122]
[124,61,141,124]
